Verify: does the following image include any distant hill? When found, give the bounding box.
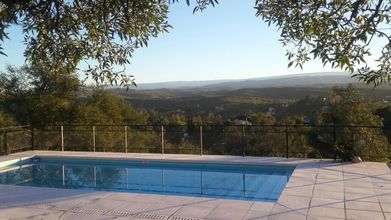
[111,86,391,120]
[135,72,359,90]
[201,72,359,90]
[110,72,391,118]
[136,79,230,90]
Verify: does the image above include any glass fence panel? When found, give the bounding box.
[0,125,389,161]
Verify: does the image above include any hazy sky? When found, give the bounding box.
[0,0,359,83]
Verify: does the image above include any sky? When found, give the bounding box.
[0,0,357,84]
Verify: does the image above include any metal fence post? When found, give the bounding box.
[161,125,164,154]
[31,127,34,151]
[124,126,128,153]
[92,126,96,152]
[241,125,245,157]
[333,125,337,160]
[61,125,64,151]
[4,131,8,155]
[200,125,203,155]
[352,131,356,156]
[285,125,289,158]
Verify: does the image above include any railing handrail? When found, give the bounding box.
[0,125,30,130]
[31,124,388,129]
[2,123,390,161]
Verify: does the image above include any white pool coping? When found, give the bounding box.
[0,151,390,220]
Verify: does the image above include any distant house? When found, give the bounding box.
[303,117,313,125]
[268,107,276,115]
[233,115,252,125]
[321,105,330,112]
[384,96,391,103]
[233,119,252,125]
[182,132,189,141]
[215,106,225,111]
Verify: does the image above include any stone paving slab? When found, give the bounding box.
[0,151,389,219]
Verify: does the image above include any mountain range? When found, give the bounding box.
[135,72,360,90]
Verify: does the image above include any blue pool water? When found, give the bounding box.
[0,157,293,201]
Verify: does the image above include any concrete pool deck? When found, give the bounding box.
[0,151,390,220]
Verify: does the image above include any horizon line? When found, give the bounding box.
[136,71,351,84]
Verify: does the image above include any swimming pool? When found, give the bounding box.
[0,157,293,201]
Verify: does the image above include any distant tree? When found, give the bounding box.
[0,65,80,127]
[0,66,31,124]
[282,115,307,125]
[287,96,326,118]
[122,107,148,125]
[190,115,203,126]
[0,65,148,127]
[0,66,31,96]
[247,112,276,125]
[0,111,15,127]
[328,85,382,125]
[323,85,389,161]
[376,105,391,127]
[375,105,391,143]
[166,114,187,126]
[204,112,224,125]
[72,89,149,152]
[75,89,145,125]
[244,112,285,157]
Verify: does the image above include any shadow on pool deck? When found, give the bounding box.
[0,185,109,209]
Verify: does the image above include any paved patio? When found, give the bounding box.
[0,151,390,219]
